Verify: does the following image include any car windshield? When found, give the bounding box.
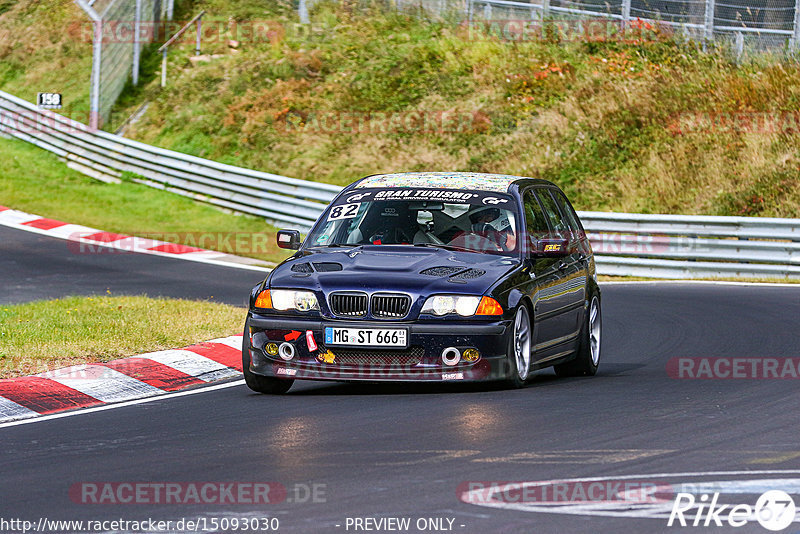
[306,188,519,256]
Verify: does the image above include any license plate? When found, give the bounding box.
[324,327,408,348]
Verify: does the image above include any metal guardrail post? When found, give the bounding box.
[792,0,800,49]
[161,49,168,88]
[703,0,715,43]
[299,0,310,23]
[735,31,744,62]
[196,15,202,56]
[621,0,631,27]
[542,0,550,19]
[133,0,142,86]
[74,0,102,130]
[158,11,206,88]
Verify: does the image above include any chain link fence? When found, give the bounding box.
[311,0,800,52]
[75,0,174,129]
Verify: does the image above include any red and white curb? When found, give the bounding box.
[0,335,243,423]
[0,205,270,272]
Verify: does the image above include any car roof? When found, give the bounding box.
[353,172,553,193]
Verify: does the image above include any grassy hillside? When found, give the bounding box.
[2,0,799,218]
[122,1,800,217]
[0,0,93,115]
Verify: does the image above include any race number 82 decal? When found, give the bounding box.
[328,203,360,221]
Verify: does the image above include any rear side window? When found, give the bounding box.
[535,189,570,235]
[550,189,584,235]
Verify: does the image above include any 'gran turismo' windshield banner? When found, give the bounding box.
[338,188,513,206]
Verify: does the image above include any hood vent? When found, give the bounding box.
[291,262,313,273]
[449,268,486,281]
[420,266,464,277]
[291,262,343,273]
[313,262,343,272]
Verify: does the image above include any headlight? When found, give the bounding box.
[254,289,319,312]
[421,295,482,316]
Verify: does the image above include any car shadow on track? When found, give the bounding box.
[284,373,563,396]
[277,363,646,396]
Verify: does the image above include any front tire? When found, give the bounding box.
[554,294,601,377]
[242,318,294,394]
[503,305,532,389]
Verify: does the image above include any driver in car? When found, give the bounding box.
[470,207,514,251]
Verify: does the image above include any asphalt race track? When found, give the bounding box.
[0,225,265,306]
[2,224,800,533]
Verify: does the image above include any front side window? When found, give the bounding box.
[306,188,520,256]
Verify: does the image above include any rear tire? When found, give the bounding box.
[554,294,601,377]
[502,305,532,389]
[242,318,294,394]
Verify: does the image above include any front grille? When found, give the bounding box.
[371,294,411,318]
[333,346,424,367]
[329,292,368,317]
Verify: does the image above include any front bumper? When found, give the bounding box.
[246,313,514,382]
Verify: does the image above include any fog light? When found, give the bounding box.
[265,342,279,356]
[462,348,480,362]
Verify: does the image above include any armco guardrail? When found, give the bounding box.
[581,212,800,279]
[0,90,340,229]
[2,89,799,279]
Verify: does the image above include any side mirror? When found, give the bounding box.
[531,237,569,257]
[276,229,301,250]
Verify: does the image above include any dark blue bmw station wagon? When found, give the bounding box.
[242,172,601,393]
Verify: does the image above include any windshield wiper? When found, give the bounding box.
[413,243,471,252]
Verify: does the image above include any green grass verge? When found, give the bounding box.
[0,136,292,264]
[0,295,244,379]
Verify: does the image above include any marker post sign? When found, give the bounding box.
[37,93,63,110]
